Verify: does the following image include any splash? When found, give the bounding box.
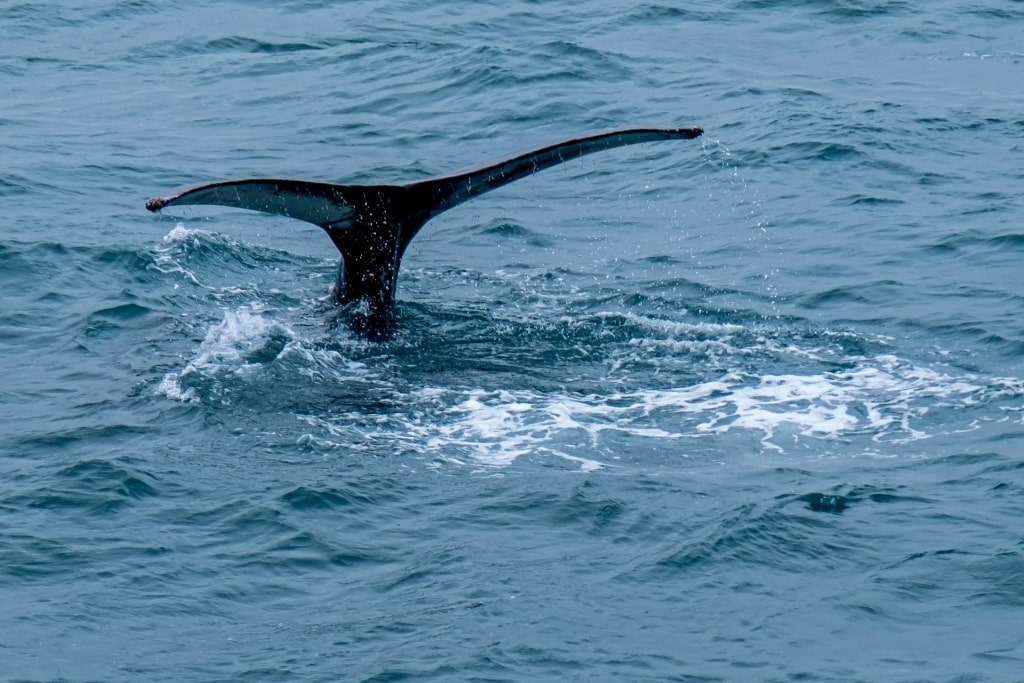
[156,306,296,403]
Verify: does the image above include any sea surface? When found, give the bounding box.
[3,1,1023,681]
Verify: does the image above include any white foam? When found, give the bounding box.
[600,310,746,337]
[191,306,282,367]
[150,222,208,286]
[162,223,207,244]
[156,306,295,402]
[293,358,1022,468]
[155,373,196,402]
[296,362,988,471]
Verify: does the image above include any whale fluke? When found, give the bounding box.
[147,126,703,337]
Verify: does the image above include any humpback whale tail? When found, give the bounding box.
[146,126,703,337]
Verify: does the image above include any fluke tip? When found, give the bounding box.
[146,197,168,212]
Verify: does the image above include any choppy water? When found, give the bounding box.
[3,1,1024,681]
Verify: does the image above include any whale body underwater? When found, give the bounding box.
[146,126,703,338]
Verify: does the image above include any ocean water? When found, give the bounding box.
[2,1,1023,680]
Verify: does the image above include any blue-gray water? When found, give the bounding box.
[3,1,1023,681]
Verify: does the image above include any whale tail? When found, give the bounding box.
[146,126,703,337]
